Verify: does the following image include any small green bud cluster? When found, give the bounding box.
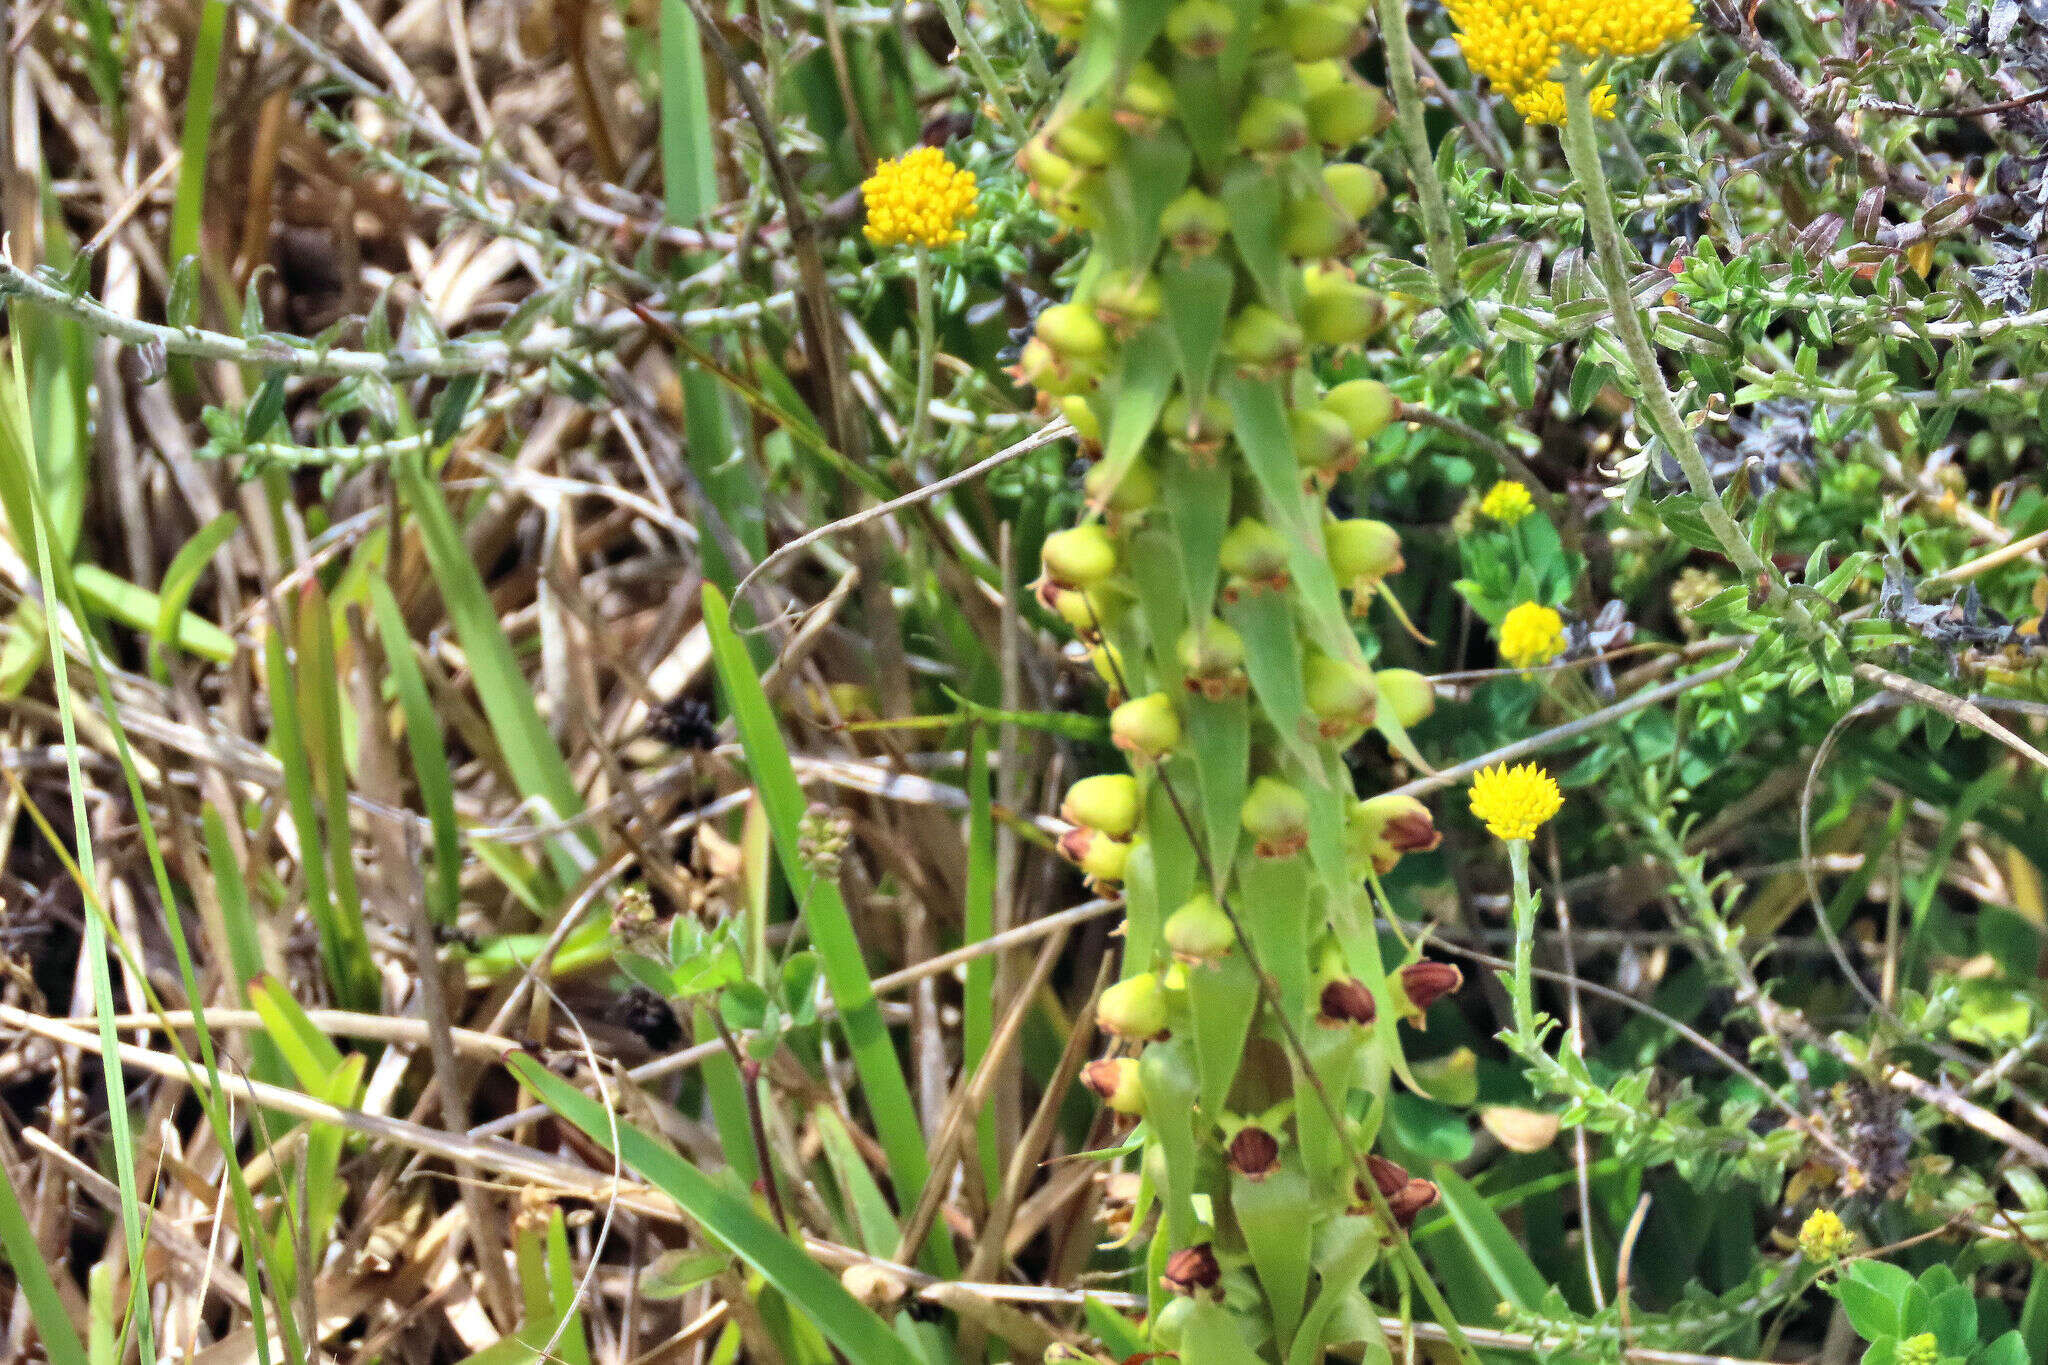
[1019,0,1460,1345]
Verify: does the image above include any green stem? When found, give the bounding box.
[906,245,937,463]
[1557,65,1813,631]
[929,0,1029,144]
[1373,0,1468,319]
[1506,837,1538,1038]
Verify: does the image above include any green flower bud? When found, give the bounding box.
[1040,523,1118,589]
[1092,269,1164,338]
[1161,391,1232,460]
[1374,668,1435,727]
[1059,825,1132,884]
[1300,270,1387,346]
[1116,61,1178,128]
[1081,1057,1146,1114]
[1295,59,1345,99]
[1177,617,1248,700]
[1086,640,1127,694]
[1280,190,1356,260]
[1051,586,1115,639]
[1282,0,1360,59]
[1326,517,1403,596]
[1307,82,1389,149]
[1012,336,1091,396]
[1098,972,1171,1040]
[1061,773,1141,838]
[1059,394,1102,449]
[1083,456,1160,516]
[1321,377,1397,442]
[1164,0,1235,55]
[1035,302,1111,363]
[1225,305,1304,376]
[1161,188,1230,259]
[1219,516,1292,595]
[1303,649,1378,739]
[1347,792,1441,873]
[1164,892,1237,963]
[1050,107,1120,168]
[1290,405,1360,476]
[1235,93,1310,158]
[1017,137,1082,193]
[1323,162,1386,218]
[1111,692,1182,762]
[1242,775,1311,858]
[1150,1295,1197,1349]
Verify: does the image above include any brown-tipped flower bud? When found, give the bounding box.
[1321,378,1397,442]
[1177,618,1248,700]
[1035,302,1111,364]
[1318,977,1378,1026]
[1164,0,1235,55]
[1326,517,1404,598]
[1227,1125,1283,1179]
[1374,668,1435,728]
[1115,61,1178,129]
[1242,776,1311,859]
[1290,406,1359,478]
[1083,455,1159,516]
[1059,826,1131,885]
[1364,1153,1409,1200]
[1081,1057,1146,1114]
[1049,107,1120,168]
[1161,392,1232,461]
[1219,517,1292,595]
[1323,162,1386,219]
[1303,650,1378,740]
[1040,524,1118,591]
[1098,973,1170,1041]
[1161,1243,1223,1298]
[1387,1178,1440,1227]
[1235,93,1310,158]
[1348,793,1441,874]
[1397,961,1464,1022]
[1225,305,1304,377]
[1163,892,1236,963]
[1300,271,1387,347]
[1161,188,1229,259]
[1061,773,1141,838]
[1092,269,1164,338]
[1111,692,1182,762]
[1307,82,1390,148]
[1282,0,1360,59]
[1280,190,1356,260]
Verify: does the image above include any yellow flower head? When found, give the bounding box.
[1468,762,1563,842]
[1895,1335,1939,1365]
[862,147,979,249]
[1478,480,1536,525]
[1498,602,1567,670]
[1444,0,1692,124]
[1795,1209,1855,1261]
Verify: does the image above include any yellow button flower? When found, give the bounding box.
[862,147,979,249]
[1498,602,1567,671]
[1443,0,1692,124]
[1795,1209,1855,1261]
[1478,480,1536,525]
[1468,762,1563,842]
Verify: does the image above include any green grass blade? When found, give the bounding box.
[701,584,952,1273]
[962,726,1001,1200]
[396,451,594,887]
[367,576,462,923]
[511,1055,920,1365]
[0,1153,88,1365]
[150,510,241,681]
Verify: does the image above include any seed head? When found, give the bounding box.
[1467,762,1563,842]
[1498,601,1567,670]
[861,147,978,249]
[1479,480,1536,525]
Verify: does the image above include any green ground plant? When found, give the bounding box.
[0,0,2046,1362]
